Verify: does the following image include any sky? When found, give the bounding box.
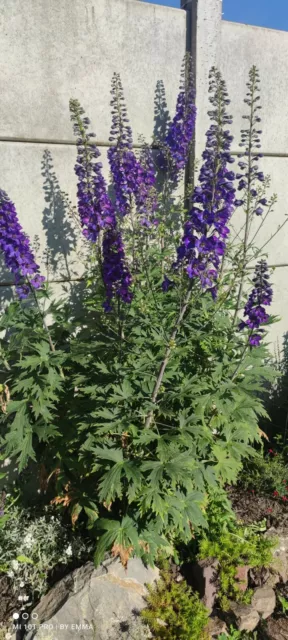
[142,0,288,32]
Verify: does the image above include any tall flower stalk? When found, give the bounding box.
[232,67,266,325]
[164,54,196,186]
[175,67,235,298]
[70,99,132,310]
[108,73,157,224]
[239,260,273,347]
[70,99,115,241]
[0,190,45,298]
[145,68,235,427]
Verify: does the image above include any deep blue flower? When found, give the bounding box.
[162,275,175,292]
[70,99,115,242]
[239,260,273,346]
[108,74,157,223]
[163,54,196,185]
[0,190,45,298]
[175,68,235,294]
[102,229,133,311]
[70,99,132,309]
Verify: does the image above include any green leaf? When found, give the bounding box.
[94,530,118,567]
[17,555,34,565]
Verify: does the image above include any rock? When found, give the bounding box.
[265,527,288,582]
[230,602,260,632]
[235,565,250,592]
[251,586,276,619]
[265,572,280,588]
[187,559,219,612]
[24,558,158,640]
[205,616,227,638]
[265,617,288,639]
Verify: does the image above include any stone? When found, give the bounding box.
[205,616,227,638]
[235,565,250,592]
[188,559,219,612]
[265,617,288,639]
[265,572,280,588]
[24,558,158,640]
[265,527,288,582]
[251,586,276,619]
[230,602,260,632]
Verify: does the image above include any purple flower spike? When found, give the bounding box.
[163,54,196,185]
[0,190,45,298]
[175,68,235,295]
[108,74,157,223]
[70,99,115,242]
[102,229,132,311]
[70,98,132,308]
[240,260,273,347]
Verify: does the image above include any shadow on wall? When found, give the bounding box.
[0,79,174,306]
[41,149,77,281]
[153,79,171,142]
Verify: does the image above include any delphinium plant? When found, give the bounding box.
[0,60,282,566]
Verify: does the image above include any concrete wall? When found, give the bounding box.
[220,20,288,348]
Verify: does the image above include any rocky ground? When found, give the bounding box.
[2,487,288,639]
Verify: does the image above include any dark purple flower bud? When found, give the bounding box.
[254,206,263,216]
[162,275,174,292]
[239,260,272,347]
[0,190,45,298]
[234,199,244,207]
[102,229,132,311]
[259,198,267,206]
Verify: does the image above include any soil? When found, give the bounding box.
[0,574,21,626]
[228,485,288,527]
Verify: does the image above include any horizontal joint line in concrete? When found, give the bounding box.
[232,150,288,158]
[0,277,85,288]
[0,136,160,150]
[1,265,288,288]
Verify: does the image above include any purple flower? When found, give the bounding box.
[70,99,132,309]
[163,54,196,185]
[249,334,262,347]
[108,74,157,222]
[102,229,132,310]
[70,99,115,241]
[162,275,174,292]
[240,260,273,346]
[175,68,235,294]
[0,190,45,298]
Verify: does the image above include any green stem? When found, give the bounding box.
[144,281,193,428]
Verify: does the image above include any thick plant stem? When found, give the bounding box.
[144,282,193,428]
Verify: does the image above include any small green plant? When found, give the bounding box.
[278,593,288,615]
[0,499,92,604]
[239,451,288,499]
[199,527,275,610]
[141,562,209,639]
[218,627,257,639]
[203,488,237,539]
